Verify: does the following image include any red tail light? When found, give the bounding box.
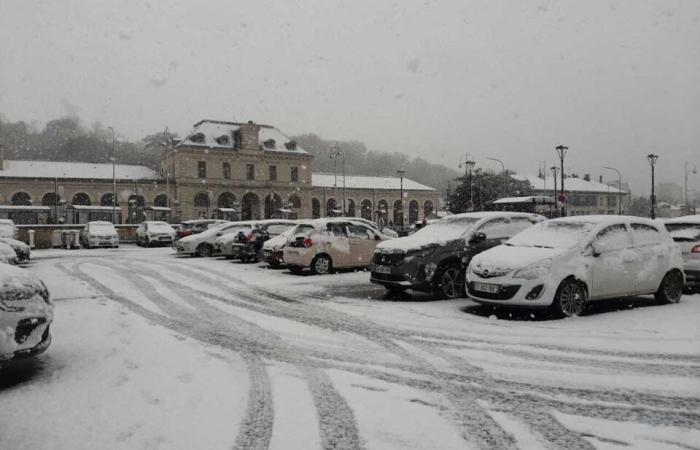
[303,238,313,248]
[692,245,700,253]
[179,230,192,238]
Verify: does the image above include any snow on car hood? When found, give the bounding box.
[471,244,568,273]
[0,263,46,300]
[376,232,445,253]
[262,232,289,251]
[0,238,29,251]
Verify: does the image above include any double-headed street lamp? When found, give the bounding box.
[647,154,659,219]
[602,166,623,215]
[555,145,568,217]
[397,169,405,228]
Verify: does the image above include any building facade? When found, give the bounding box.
[0,120,440,226]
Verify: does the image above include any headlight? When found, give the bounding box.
[512,259,553,280]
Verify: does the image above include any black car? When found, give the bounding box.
[369,212,544,298]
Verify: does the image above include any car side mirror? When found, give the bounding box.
[469,232,486,244]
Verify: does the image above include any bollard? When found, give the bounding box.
[28,229,36,249]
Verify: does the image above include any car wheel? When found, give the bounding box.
[655,270,683,304]
[196,243,212,257]
[553,279,586,317]
[288,265,303,274]
[311,255,332,275]
[432,264,464,299]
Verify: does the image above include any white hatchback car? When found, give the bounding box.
[664,215,700,292]
[466,216,685,317]
[136,221,177,247]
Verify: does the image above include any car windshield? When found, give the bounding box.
[89,223,116,233]
[412,217,481,241]
[148,222,173,233]
[507,221,596,249]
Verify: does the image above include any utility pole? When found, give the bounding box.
[108,126,117,224]
[647,154,659,219]
[397,169,405,229]
[555,145,568,217]
[602,166,623,215]
[550,166,559,217]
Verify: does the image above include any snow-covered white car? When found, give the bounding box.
[0,242,18,264]
[664,215,700,292]
[0,238,31,263]
[0,263,53,365]
[136,221,177,247]
[0,219,18,239]
[261,221,311,267]
[370,212,545,298]
[80,221,119,248]
[177,221,248,257]
[466,216,685,317]
[213,222,256,257]
[284,219,393,274]
[224,220,297,262]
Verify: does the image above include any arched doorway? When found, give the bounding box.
[71,193,91,206]
[393,200,403,227]
[193,192,210,219]
[346,199,356,217]
[361,199,372,220]
[217,192,236,209]
[101,193,117,206]
[41,193,60,206]
[409,200,419,224]
[11,192,31,206]
[312,198,321,219]
[128,194,145,223]
[424,200,434,218]
[287,195,302,220]
[241,193,260,220]
[326,198,338,217]
[154,194,168,207]
[264,193,282,219]
[377,199,388,227]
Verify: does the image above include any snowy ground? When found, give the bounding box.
[1,246,699,450]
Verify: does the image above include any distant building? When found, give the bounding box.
[0,120,439,225]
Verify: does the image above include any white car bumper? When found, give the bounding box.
[466,272,557,308]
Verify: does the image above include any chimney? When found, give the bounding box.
[238,121,260,151]
[0,144,4,170]
[583,174,590,181]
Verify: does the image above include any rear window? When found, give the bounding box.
[291,224,315,237]
[267,224,293,235]
[89,223,116,233]
[148,222,173,233]
[665,223,700,240]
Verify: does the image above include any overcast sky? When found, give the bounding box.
[1,0,699,195]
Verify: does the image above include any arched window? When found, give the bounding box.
[288,195,302,210]
[241,193,260,220]
[424,200,434,218]
[346,199,356,217]
[377,199,388,226]
[11,192,31,206]
[264,193,282,219]
[72,192,91,206]
[312,198,321,219]
[101,193,117,206]
[189,132,205,143]
[217,192,236,209]
[194,192,209,208]
[409,200,419,224]
[154,194,168,207]
[326,198,338,217]
[393,200,403,227]
[41,193,60,206]
[361,199,372,220]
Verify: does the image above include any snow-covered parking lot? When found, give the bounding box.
[1,246,699,450]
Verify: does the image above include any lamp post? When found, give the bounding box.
[330,142,345,214]
[397,169,405,229]
[602,166,623,215]
[459,156,476,212]
[555,145,568,217]
[108,126,117,224]
[647,154,659,219]
[685,161,697,213]
[486,157,506,198]
[550,166,559,216]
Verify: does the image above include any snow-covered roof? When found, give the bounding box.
[67,205,122,211]
[550,215,661,227]
[492,196,555,204]
[513,175,627,194]
[0,205,51,210]
[311,173,435,191]
[177,120,308,154]
[0,160,161,181]
[145,206,171,212]
[664,215,700,224]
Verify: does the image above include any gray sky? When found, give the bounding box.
[1,0,699,195]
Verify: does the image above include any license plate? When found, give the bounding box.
[373,265,392,274]
[473,282,499,293]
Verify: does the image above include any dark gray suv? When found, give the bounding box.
[369,212,545,298]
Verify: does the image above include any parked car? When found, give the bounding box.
[334,217,399,238]
[213,222,256,257]
[136,221,177,247]
[177,221,247,257]
[0,242,18,264]
[664,215,700,292]
[175,219,229,240]
[0,238,31,263]
[370,212,545,298]
[262,222,312,267]
[466,216,685,317]
[284,219,392,274]
[79,221,119,248]
[225,220,297,262]
[0,263,53,366]
[0,219,17,239]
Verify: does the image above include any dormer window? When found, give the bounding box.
[215,135,230,145]
[189,132,205,143]
[285,140,297,151]
[263,139,276,149]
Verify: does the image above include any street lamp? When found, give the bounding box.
[647,154,659,219]
[108,126,117,224]
[685,161,697,213]
[486,157,506,199]
[555,145,568,217]
[330,142,346,215]
[602,166,623,215]
[550,166,559,215]
[397,169,405,229]
[459,156,476,212]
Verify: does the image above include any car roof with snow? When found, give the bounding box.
[440,211,543,222]
[664,215,700,224]
[547,215,662,227]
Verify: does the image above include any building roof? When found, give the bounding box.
[176,120,309,154]
[311,173,435,191]
[0,160,161,181]
[492,195,555,204]
[513,174,627,194]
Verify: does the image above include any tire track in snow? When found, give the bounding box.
[234,355,274,450]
